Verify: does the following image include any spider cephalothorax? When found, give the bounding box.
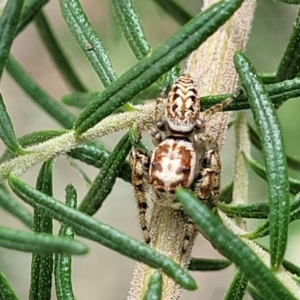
[130,74,232,251]
[164,75,201,133]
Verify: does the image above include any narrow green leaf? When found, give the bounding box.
[176,189,297,300]
[260,73,277,84]
[69,142,133,180]
[224,269,248,300]
[234,51,290,270]
[0,94,26,155]
[0,0,24,78]
[62,92,99,109]
[202,76,300,111]
[35,12,87,92]
[276,8,300,80]
[277,0,300,3]
[158,65,181,95]
[59,0,116,87]
[218,202,269,219]
[249,124,300,172]
[0,226,88,254]
[54,185,77,300]
[188,258,231,271]
[29,160,54,300]
[152,0,192,25]
[68,158,92,186]
[0,184,32,228]
[244,154,300,195]
[247,286,265,300]
[16,0,50,35]
[0,270,19,300]
[62,83,159,109]
[74,0,244,135]
[244,192,300,239]
[0,130,68,163]
[290,192,300,221]
[143,270,163,300]
[8,175,197,291]
[283,260,300,277]
[219,182,233,203]
[6,56,76,129]
[112,0,151,59]
[79,132,131,215]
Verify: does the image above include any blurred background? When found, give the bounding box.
[0,0,299,299]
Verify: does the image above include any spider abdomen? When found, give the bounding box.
[149,137,197,193]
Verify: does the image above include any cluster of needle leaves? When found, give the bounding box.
[0,0,300,299]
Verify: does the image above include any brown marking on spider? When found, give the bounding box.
[149,137,197,193]
[165,75,200,133]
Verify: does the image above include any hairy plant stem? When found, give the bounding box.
[128,0,256,299]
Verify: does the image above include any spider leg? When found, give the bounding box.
[193,148,221,209]
[182,218,197,253]
[150,97,166,146]
[129,149,151,244]
[192,97,232,145]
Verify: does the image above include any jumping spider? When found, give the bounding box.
[129,75,232,252]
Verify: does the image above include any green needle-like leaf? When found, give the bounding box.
[277,0,300,3]
[35,12,87,92]
[112,0,151,59]
[6,56,76,129]
[59,0,116,87]
[55,185,77,300]
[16,0,50,35]
[219,182,233,203]
[68,141,132,183]
[234,51,290,270]
[151,0,192,25]
[283,260,300,277]
[29,160,54,300]
[218,202,269,219]
[188,258,231,271]
[62,92,99,109]
[202,76,300,111]
[249,124,300,172]
[0,226,88,254]
[244,192,300,240]
[247,286,265,300]
[0,94,27,155]
[276,8,300,80]
[0,184,32,228]
[143,270,163,300]
[0,270,19,300]
[74,0,244,135]
[224,269,248,300]
[8,175,197,291]
[0,0,24,79]
[176,189,297,300]
[244,154,300,195]
[79,132,131,215]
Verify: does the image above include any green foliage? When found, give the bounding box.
[0,0,299,299]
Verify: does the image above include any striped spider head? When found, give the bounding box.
[165,75,200,133]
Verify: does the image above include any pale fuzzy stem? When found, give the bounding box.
[0,103,154,181]
[128,203,195,300]
[186,0,256,148]
[232,111,250,229]
[219,211,300,298]
[128,1,256,299]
